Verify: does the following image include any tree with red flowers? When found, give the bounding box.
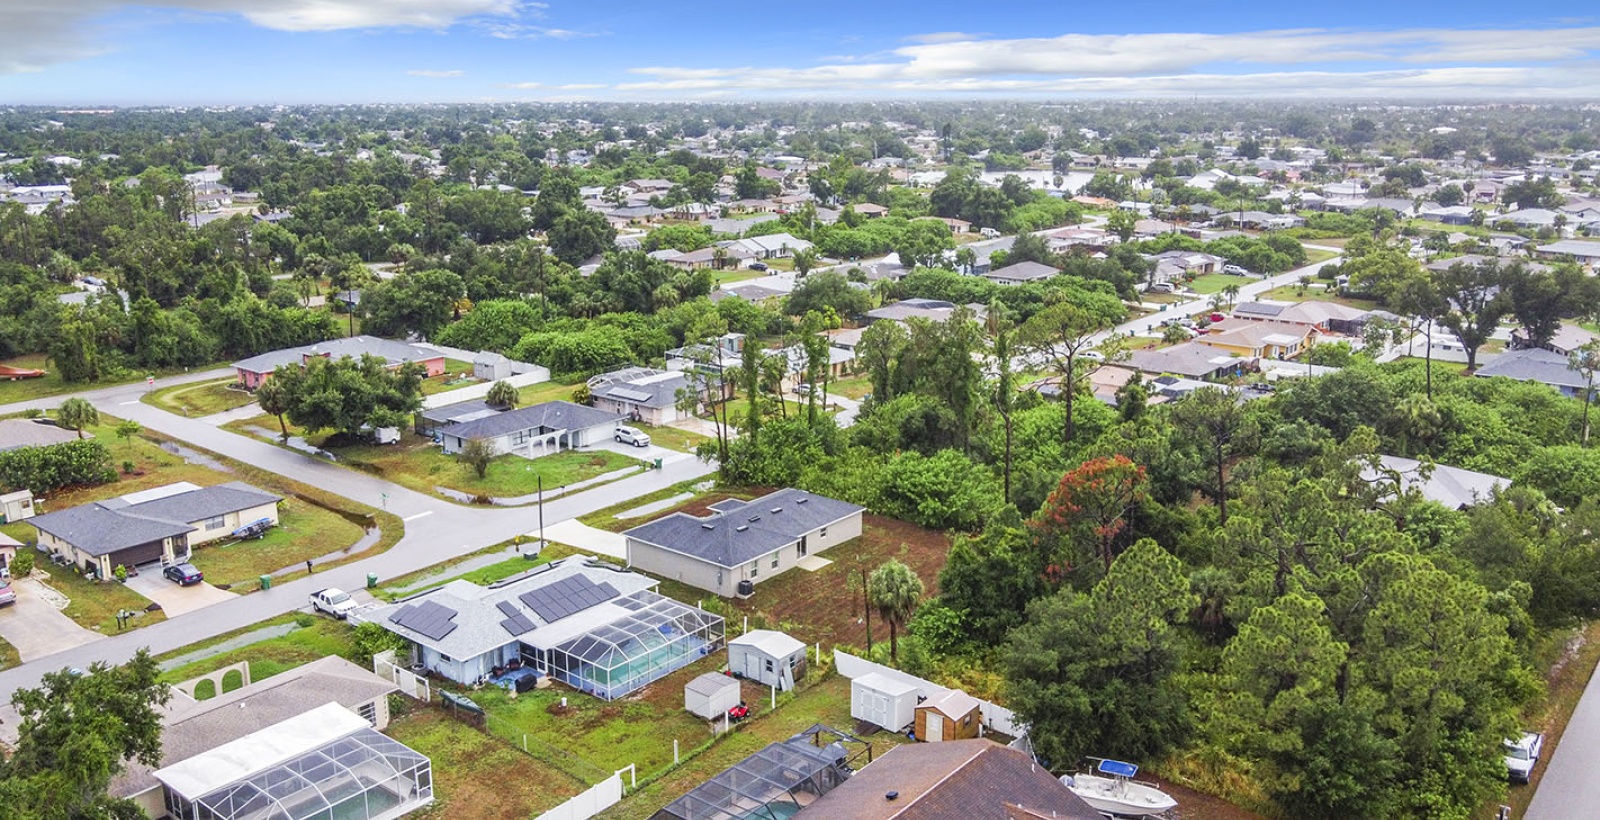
[1036,454,1149,575]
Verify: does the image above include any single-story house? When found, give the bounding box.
[1511,323,1598,356]
[729,233,814,260]
[729,629,807,690]
[666,333,747,374]
[112,656,413,819]
[685,672,742,720]
[0,418,85,452]
[431,400,622,456]
[1231,301,1375,336]
[29,481,281,578]
[852,203,890,219]
[623,488,865,598]
[1124,342,1248,381]
[914,690,982,743]
[1474,347,1590,398]
[1362,455,1509,509]
[588,367,695,426]
[232,335,446,390]
[1536,239,1600,267]
[864,299,987,325]
[362,555,724,699]
[1197,319,1317,360]
[981,261,1059,287]
[796,739,1102,820]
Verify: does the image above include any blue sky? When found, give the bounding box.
[0,1,1597,104]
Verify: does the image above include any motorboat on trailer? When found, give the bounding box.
[1061,758,1178,818]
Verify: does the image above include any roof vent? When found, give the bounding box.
[701,524,715,530]
[736,525,749,532]
[748,515,761,522]
[885,791,899,801]
[770,507,782,514]
[796,497,809,504]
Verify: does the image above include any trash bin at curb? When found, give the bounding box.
[367,572,378,589]
[653,457,663,469]
[259,574,272,590]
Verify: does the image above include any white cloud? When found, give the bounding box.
[903,31,985,45]
[407,69,465,78]
[501,81,542,88]
[0,0,527,73]
[614,25,1600,98]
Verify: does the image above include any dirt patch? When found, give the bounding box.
[731,514,953,648]
[1155,777,1269,820]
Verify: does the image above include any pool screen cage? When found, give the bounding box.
[178,727,433,820]
[649,726,857,820]
[544,589,725,700]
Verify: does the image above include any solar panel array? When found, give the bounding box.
[610,387,653,403]
[389,600,459,641]
[497,600,537,636]
[519,575,620,623]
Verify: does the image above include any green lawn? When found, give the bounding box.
[828,374,873,400]
[517,379,588,406]
[633,423,711,454]
[419,359,479,396]
[143,378,257,417]
[0,353,230,405]
[577,482,720,532]
[0,636,19,671]
[330,434,644,500]
[1259,285,1385,310]
[187,501,365,589]
[33,559,169,635]
[1303,248,1341,265]
[372,543,579,602]
[1187,273,1248,295]
[390,707,588,820]
[159,615,356,684]
[710,268,763,286]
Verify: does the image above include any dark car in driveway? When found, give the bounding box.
[163,562,204,586]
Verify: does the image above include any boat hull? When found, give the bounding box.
[1063,773,1178,817]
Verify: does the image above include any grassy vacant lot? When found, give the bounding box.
[597,675,914,820]
[390,707,588,820]
[0,353,229,405]
[332,434,644,499]
[372,543,580,603]
[159,615,355,684]
[144,378,257,417]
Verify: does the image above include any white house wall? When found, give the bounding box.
[625,511,864,597]
[187,502,281,548]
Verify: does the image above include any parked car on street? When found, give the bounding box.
[163,562,204,586]
[615,426,652,447]
[1505,732,1544,783]
[309,588,358,619]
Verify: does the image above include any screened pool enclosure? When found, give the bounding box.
[163,727,433,820]
[532,589,725,700]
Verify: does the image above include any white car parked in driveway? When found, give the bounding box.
[614,426,652,447]
[309,588,358,619]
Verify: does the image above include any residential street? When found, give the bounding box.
[0,378,715,702]
[1526,663,1600,819]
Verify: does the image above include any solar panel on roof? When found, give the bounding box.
[499,612,537,636]
[609,387,653,403]
[518,575,620,623]
[389,600,460,641]
[496,601,522,618]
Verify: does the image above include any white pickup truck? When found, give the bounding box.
[308,588,358,619]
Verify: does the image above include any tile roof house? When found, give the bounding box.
[29,481,281,578]
[430,400,623,456]
[231,335,446,390]
[1196,319,1317,360]
[0,418,85,452]
[624,489,864,597]
[363,555,723,698]
[797,739,1101,820]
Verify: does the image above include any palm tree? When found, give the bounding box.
[1572,341,1600,447]
[868,560,924,664]
[487,380,519,410]
[255,378,292,441]
[57,398,99,439]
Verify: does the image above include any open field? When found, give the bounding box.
[389,706,589,820]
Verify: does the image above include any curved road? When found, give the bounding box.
[0,373,713,700]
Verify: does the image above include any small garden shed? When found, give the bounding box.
[728,629,807,691]
[685,672,742,720]
[915,689,982,742]
[851,672,918,733]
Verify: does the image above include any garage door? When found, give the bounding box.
[110,540,165,568]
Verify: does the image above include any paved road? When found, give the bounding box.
[1527,661,1600,819]
[0,377,715,700]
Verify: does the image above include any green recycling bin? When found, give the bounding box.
[367,572,378,589]
[259,574,272,590]
[653,457,663,470]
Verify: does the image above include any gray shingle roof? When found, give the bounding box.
[590,370,689,409]
[984,261,1060,282]
[232,335,441,375]
[444,401,622,442]
[1475,347,1587,391]
[29,481,280,556]
[624,488,863,568]
[0,419,85,452]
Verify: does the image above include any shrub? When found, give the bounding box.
[10,551,34,579]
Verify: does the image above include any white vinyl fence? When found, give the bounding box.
[531,771,625,820]
[833,649,1026,738]
[373,649,431,702]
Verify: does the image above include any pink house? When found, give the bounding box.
[232,336,447,390]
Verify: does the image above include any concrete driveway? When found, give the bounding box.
[540,519,628,561]
[123,569,237,616]
[582,438,694,465]
[0,578,105,661]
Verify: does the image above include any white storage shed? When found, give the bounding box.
[728,629,807,691]
[685,672,742,720]
[1,490,35,523]
[852,671,919,733]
